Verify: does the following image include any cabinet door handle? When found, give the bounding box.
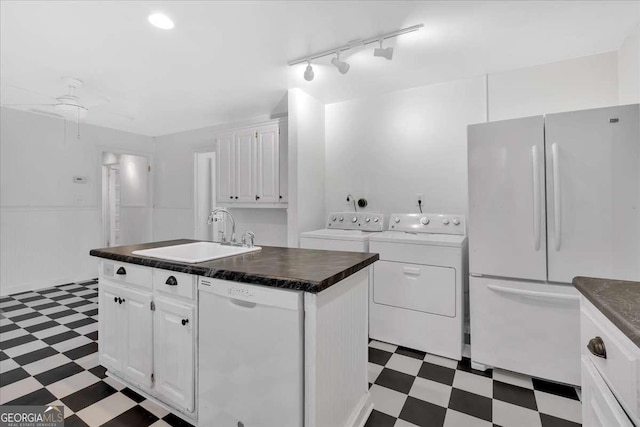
[116,267,126,275]
[235,196,238,199]
[587,336,607,359]
[114,297,118,303]
[255,195,260,200]
[229,196,233,200]
[165,276,178,286]
[181,318,189,326]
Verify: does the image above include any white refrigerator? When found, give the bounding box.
[467,104,639,385]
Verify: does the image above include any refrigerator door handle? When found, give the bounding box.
[488,284,579,304]
[531,145,541,251]
[551,143,561,251]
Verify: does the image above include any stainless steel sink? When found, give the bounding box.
[132,242,261,263]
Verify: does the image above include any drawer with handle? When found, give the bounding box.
[100,261,152,289]
[580,299,639,421]
[152,269,195,300]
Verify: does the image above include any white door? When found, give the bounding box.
[122,288,153,389]
[99,283,125,372]
[235,129,255,202]
[195,152,218,240]
[256,125,280,203]
[153,297,195,412]
[545,104,640,283]
[467,116,546,280]
[216,133,235,203]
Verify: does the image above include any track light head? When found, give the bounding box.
[331,52,350,74]
[304,62,314,81]
[374,39,394,60]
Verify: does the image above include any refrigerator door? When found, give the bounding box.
[468,116,546,280]
[546,104,640,283]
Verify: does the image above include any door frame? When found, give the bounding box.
[193,147,217,240]
[98,147,153,247]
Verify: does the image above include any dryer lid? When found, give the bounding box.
[369,230,467,247]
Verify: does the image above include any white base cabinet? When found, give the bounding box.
[98,261,197,422]
[580,297,639,426]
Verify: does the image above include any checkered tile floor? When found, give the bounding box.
[1,280,582,427]
[0,280,192,427]
[365,340,582,427]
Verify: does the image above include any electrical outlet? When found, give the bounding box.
[75,195,85,205]
[416,193,424,206]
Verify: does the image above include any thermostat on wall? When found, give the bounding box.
[73,176,88,184]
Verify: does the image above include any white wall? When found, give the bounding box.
[325,78,486,219]
[488,52,619,121]
[287,89,326,247]
[153,114,289,247]
[324,51,621,219]
[618,24,640,104]
[0,107,154,295]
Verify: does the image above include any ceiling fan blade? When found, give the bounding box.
[2,103,57,107]
[7,85,57,101]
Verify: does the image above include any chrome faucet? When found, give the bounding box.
[207,208,237,244]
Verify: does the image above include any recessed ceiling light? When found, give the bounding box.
[148,13,174,30]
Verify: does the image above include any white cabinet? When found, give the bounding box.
[98,261,197,420]
[580,298,640,426]
[216,133,235,203]
[215,121,287,206]
[153,297,195,412]
[122,287,153,388]
[99,283,125,372]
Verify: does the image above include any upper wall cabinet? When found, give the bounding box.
[216,120,287,207]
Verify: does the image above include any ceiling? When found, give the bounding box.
[1,1,638,136]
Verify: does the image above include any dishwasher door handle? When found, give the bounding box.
[229,298,257,309]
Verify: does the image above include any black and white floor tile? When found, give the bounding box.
[1,280,581,427]
[0,280,193,427]
[365,340,582,427]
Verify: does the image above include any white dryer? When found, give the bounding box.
[369,213,467,360]
[299,212,384,252]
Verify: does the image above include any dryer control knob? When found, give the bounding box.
[365,218,371,222]
[420,217,430,225]
[443,218,450,225]
[351,217,357,223]
[374,218,380,223]
[452,218,460,225]
[339,217,344,222]
[394,217,401,223]
[331,216,336,222]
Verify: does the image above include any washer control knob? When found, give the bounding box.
[394,217,401,223]
[351,217,358,223]
[452,218,460,226]
[331,216,336,222]
[443,218,450,225]
[339,217,344,222]
[420,217,430,225]
[374,218,380,223]
[365,217,371,223]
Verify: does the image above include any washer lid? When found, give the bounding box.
[299,228,375,242]
[369,231,467,247]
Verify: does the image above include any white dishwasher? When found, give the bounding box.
[198,277,304,427]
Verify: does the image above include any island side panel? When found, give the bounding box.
[304,267,373,427]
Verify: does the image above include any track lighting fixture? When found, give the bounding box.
[304,61,314,81]
[373,39,394,60]
[331,52,350,74]
[288,24,422,81]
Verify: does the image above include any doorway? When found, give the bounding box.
[102,151,151,247]
[194,151,221,240]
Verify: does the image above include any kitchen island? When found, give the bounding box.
[90,239,378,427]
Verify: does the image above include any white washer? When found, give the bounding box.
[299,212,385,252]
[369,213,467,360]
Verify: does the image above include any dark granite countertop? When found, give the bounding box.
[573,276,640,348]
[90,239,378,293]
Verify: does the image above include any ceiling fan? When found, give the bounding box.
[3,77,94,121]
